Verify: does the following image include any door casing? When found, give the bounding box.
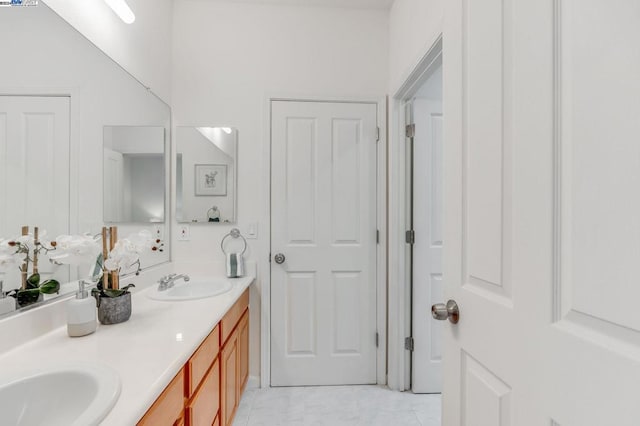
[388,35,444,391]
[261,94,388,388]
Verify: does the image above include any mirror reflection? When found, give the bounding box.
[176,127,238,224]
[104,126,166,223]
[0,3,171,316]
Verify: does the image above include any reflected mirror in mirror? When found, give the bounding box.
[176,127,238,224]
[104,126,166,223]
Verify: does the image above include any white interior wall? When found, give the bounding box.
[389,0,444,94]
[171,0,389,379]
[43,0,174,103]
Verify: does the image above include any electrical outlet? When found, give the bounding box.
[178,225,190,241]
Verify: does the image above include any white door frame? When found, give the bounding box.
[261,94,388,388]
[387,34,443,391]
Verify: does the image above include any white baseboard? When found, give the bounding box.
[246,375,260,390]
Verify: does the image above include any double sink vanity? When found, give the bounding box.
[0,269,254,426]
[0,4,252,425]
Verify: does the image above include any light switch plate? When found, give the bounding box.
[246,222,258,239]
[178,225,190,241]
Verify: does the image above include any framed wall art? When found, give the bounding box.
[195,164,227,196]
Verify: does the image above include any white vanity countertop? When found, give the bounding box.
[0,274,255,425]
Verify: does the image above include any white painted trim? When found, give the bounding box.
[390,19,444,98]
[387,34,444,391]
[261,93,388,388]
[376,96,388,385]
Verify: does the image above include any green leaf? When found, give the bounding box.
[16,288,41,306]
[26,273,40,288]
[120,284,135,292]
[103,289,128,298]
[39,279,60,294]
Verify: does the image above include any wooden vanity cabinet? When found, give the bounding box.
[137,288,250,426]
[220,293,250,426]
[137,369,185,426]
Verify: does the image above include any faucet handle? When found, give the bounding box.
[158,273,175,284]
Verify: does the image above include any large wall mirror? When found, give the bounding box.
[176,127,238,224]
[0,3,171,316]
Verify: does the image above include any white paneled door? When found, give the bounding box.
[0,96,70,288]
[442,0,640,424]
[411,97,443,394]
[271,100,378,386]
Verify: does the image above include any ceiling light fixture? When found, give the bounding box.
[104,0,135,24]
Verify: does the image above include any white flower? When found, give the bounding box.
[100,230,159,273]
[0,240,24,272]
[123,230,154,254]
[15,234,35,251]
[13,230,53,252]
[103,241,139,272]
[49,234,101,265]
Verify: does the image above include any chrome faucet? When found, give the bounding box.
[157,273,190,291]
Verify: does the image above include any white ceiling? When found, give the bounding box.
[196,0,395,10]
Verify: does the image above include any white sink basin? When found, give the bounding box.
[148,278,233,301]
[0,363,121,426]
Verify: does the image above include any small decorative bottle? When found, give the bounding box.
[0,281,16,316]
[66,280,97,337]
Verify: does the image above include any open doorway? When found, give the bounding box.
[407,60,443,394]
[389,34,444,397]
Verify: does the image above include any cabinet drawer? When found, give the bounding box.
[187,325,220,396]
[186,357,220,426]
[137,369,185,426]
[220,289,249,344]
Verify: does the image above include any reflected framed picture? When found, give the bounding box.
[195,164,227,196]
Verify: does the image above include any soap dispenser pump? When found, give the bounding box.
[66,280,97,337]
[0,281,16,316]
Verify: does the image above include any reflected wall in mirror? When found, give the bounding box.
[0,3,171,316]
[104,126,166,223]
[176,127,238,224]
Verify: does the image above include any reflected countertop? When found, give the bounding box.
[0,273,255,425]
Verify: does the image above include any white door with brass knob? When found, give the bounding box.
[270,100,378,386]
[442,0,640,424]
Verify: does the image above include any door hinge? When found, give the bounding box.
[376,126,380,142]
[375,332,379,348]
[405,123,415,138]
[405,230,415,245]
[405,336,414,351]
[376,229,380,244]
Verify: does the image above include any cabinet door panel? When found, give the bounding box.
[221,330,239,426]
[187,357,220,426]
[238,310,249,394]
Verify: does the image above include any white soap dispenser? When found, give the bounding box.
[66,280,97,337]
[0,281,16,316]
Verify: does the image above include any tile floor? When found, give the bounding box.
[232,385,441,426]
